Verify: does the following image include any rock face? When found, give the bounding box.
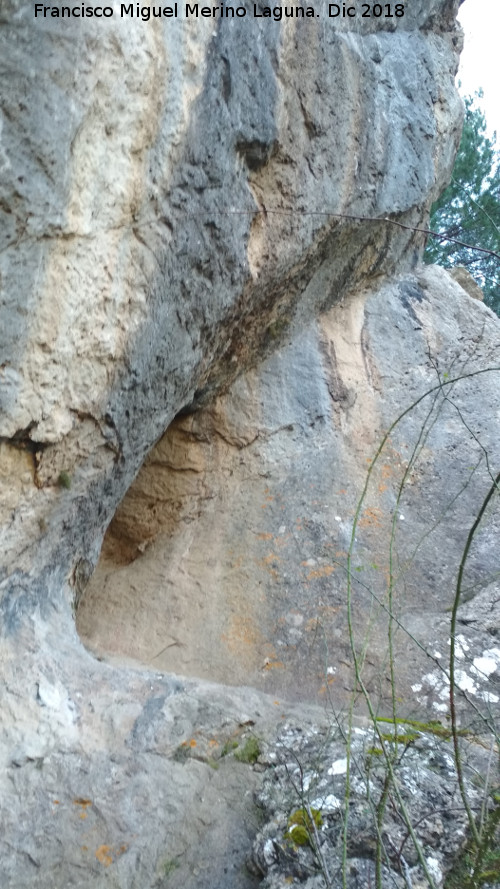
[3,2,499,888]
[1,0,463,590]
[449,265,485,300]
[78,266,500,723]
[249,719,498,889]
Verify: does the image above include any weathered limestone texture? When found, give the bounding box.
[2,1,497,888]
[449,264,485,300]
[79,267,500,714]
[250,719,497,889]
[1,0,463,589]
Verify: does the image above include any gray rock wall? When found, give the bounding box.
[2,3,497,889]
[1,0,462,596]
[78,266,500,717]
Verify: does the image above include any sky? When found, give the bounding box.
[457,0,500,140]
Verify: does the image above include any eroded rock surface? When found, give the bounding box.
[2,3,498,888]
[79,267,500,721]
[249,719,499,889]
[1,0,462,591]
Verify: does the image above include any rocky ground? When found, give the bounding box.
[249,719,500,889]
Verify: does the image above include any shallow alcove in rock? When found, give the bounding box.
[77,267,500,719]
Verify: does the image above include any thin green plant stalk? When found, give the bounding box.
[375,773,392,889]
[345,367,499,888]
[347,659,439,888]
[305,802,333,888]
[385,378,451,743]
[396,456,483,593]
[469,793,500,888]
[339,516,498,737]
[347,544,438,885]
[353,389,451,687]
[451,176,500,241]
[449,467,500,847]
[479,737,497,838]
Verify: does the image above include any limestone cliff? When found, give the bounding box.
[1,2,499,888]
[1,0,462,591]
[77,265,500,715]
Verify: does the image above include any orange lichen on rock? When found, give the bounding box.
[358,506,383,528]
[261,553,281,565]
[306,564,335,581]
[73,798,92,819]
[318,676,336,695]
[221,614,262,654]
[95,843,128,867]
[96,845,113,867]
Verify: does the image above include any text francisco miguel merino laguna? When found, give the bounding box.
[34,3,324,18]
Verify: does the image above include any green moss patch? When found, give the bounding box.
[286,808,323,847]
[234,737,261,764]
